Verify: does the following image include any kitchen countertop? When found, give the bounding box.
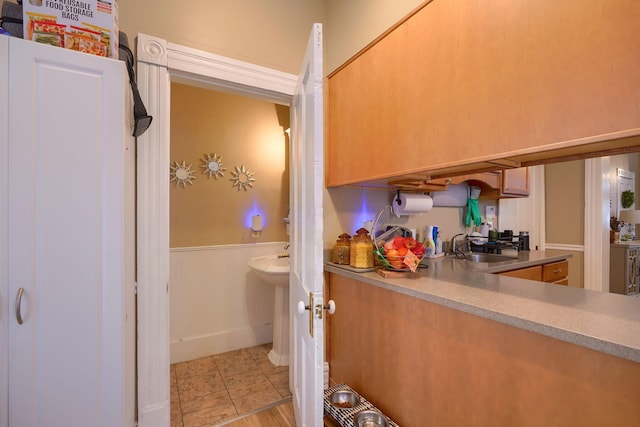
[325,251,640,364]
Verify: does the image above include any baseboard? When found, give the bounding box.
[170,323,273,363]
[137,400,170,427]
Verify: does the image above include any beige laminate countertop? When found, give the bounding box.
[325,251,640,364]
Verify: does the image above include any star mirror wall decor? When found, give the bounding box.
[200,153,226,179]
[230,165,256,191]
[170,160,196,187]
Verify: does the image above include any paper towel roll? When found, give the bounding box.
[392,193,433,216]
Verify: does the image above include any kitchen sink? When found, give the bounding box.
[465,253,518,263]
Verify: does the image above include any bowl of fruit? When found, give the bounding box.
[374,235,425,272]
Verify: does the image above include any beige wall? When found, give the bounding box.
[170,83,289,247]
[545,160,584,288]
[118,0,326,75]
[609,152,640,218]
[118,0,427,75]
[545,160,584,246]
[324,0,425,73]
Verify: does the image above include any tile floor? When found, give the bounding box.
[171,343,291,427]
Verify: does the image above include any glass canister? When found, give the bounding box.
[350,227,374,269]
[332,233,351,265]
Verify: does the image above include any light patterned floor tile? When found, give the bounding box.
[171,344,290,423]
[213,348,253,362]
[175,356,217,381]
[171,389,182,424]
[181,388,233,415]
[216,356,259,378]
[231,387,283,414]
[171,365,178,393]
[268,370,291,398]
[178,372,226,402]
[256,356,288,376]
[247,343,271,360]
[223,368,276,399]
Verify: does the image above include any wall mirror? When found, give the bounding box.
[170,160,196,187]
[201,153,226,179]
[231,165,256,191]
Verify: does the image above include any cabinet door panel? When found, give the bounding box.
[502,168,529,196]
[542,261,569,283]
[8,38,127,427]
[498,265,542,281]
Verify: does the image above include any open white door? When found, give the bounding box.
[290,23,324,427]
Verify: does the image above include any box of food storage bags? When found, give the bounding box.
[23,0,118,58]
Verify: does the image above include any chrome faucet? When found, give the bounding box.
[450,233,469,259]
[278,243,291,258]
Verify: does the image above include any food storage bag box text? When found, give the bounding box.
[23,0,118,58]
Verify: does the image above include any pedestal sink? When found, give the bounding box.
[248,254,290,366]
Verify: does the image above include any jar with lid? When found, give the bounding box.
[332,233,351,265]
[350,227,374,269]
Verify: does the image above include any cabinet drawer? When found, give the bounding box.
[542,261,569,282]
[498,265,542,281]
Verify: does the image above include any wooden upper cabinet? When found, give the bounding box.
[502,168,529,197]
[326,0,640,188]
[426,168,528,199]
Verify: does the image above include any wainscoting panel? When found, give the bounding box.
[169,242,288,363]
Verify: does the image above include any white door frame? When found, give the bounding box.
[584,157,610,291]
[134,33,297,426]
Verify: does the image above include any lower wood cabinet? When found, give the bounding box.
[498,265,542,281]
[497,259,569,285]
[327,273,640,425]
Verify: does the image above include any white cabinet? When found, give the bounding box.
[0,37,135,427]
[610,244,640,295]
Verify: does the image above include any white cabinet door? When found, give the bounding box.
[0,35,9,427]
[7,38,131,427]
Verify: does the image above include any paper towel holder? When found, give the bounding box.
[394,190,402,206]
[392,190,403,217]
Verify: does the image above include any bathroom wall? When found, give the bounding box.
[169,83,290,362]
[170,82,289,247]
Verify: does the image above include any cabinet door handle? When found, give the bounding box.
[15,287,24,325]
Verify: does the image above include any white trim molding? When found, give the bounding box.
[584,157,610,292]
[544,243,585,252]
[135,33,296,427]
[135,47,171,427]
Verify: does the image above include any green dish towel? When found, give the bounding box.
[465,186,482,227]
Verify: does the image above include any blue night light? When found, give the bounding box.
[245,200,266,229]
[351,190,374,234]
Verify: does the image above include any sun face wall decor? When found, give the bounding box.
[230,165,256,191]
[201,153,226,179]
[170,160,197,187]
